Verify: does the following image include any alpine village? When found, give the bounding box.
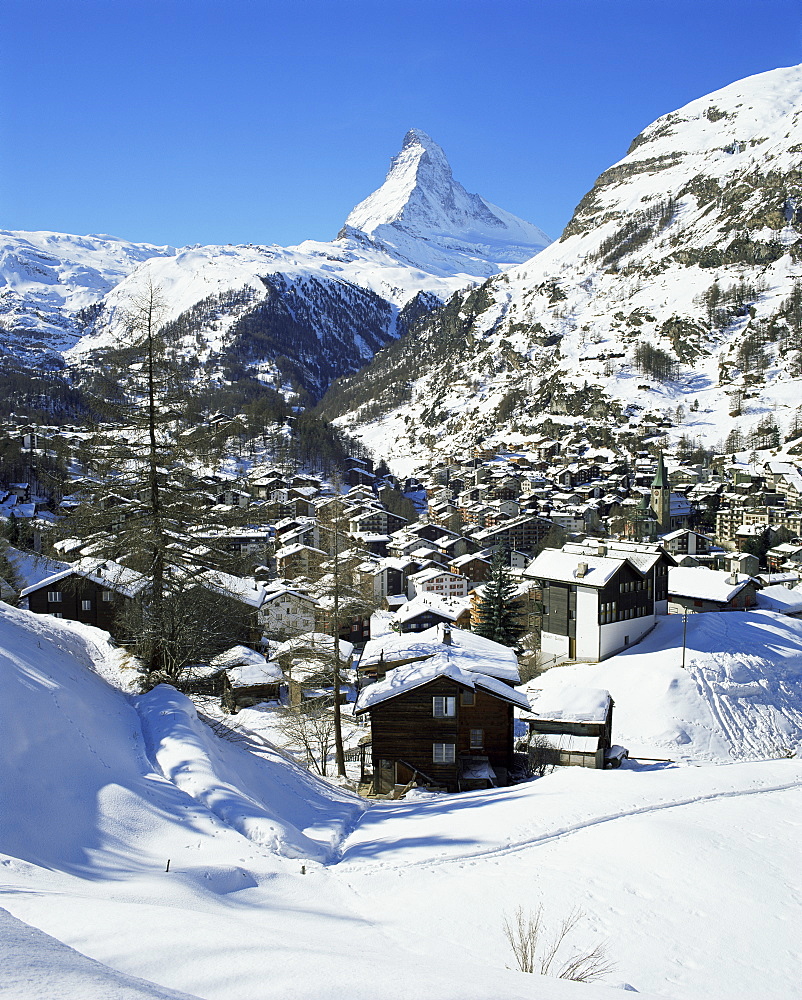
[3,59,802,1000]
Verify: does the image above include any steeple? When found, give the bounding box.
[650,451,671,531]
[651,451,669,490]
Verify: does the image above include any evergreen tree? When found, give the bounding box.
[473,547,526,647]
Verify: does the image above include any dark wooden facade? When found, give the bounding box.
[25,574,128,635]
[361,676,515,793]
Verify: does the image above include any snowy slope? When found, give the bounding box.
[526,611,802,762]
[327,65,802,467]
[5,131,549,399]
[0,230,174,367]
[2,601,802,998]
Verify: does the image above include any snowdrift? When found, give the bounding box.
[0,603,362,875]
[137,685,364,862]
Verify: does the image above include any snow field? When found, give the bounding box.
[2,602,802,998]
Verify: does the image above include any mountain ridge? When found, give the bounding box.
[1,132,549,400]
[322,64,802,469]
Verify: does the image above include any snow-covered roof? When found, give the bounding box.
[210,645,268,669]
[394,593,471,623]
[355,651,529,714]
[360,623,520,683]
[19,558,148,599]
[668,567,753,603]
[525,686,611,724]
[226,661,284,688]
[274,632,354,662]
[526,548,624,588]
[200,571,267,608]
[755,585,802,615]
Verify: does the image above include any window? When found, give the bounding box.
[433,696,456,718]
[101,590,113,602]
[470,729,484,749]
[47,591,62,603]
[461,690,475,706]
[433,743,455,764]
[81,600,92,611]
[52,612,63,618]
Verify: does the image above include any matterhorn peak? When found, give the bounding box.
[341,129,550,274]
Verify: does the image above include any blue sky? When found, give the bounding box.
[2,0,801,248]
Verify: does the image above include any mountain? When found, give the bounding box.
[339,128,550,276]
[1,133,549,401]
[0,230,174,370]
[322,65,802,466]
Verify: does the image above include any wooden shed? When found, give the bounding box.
[522,687,614,770]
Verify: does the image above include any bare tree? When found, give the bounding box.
[276,703,337,776]
[503,904,616,983]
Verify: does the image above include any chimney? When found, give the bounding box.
[727,571,739,586]
[597,545,607,557]
[442,623,452,645]
[576,561,588,579]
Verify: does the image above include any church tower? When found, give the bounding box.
[650,451,671,532]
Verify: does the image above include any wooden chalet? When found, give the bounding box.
[20,559,148,638]
[355,649,529,794]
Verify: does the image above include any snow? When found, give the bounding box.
[527,687,612,724]
[2,598,802,998]
[355,651,529,713]
[345,129,551,272]
[226,662,283,687]
[667,566,751,603]
[332,65,802,471]
[19,557,148,600]
[527,548,624,587]
[360,623,521,682]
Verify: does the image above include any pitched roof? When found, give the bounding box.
[19,558,148,599]
[355,652,529,714]
[360,624,520,682]
[526,548,624,588]
[524,686,612,723]
[668,567,754,603]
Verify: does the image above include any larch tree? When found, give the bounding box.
[60,281,253,684]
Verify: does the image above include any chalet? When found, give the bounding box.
[449,552,492,586]
[660,528,716,565]
[275,543,327,579]
[273,632,354,705]
[667,567,759,613]
[216,646,286,713]
[766,542,802,572]
[358,622,520,683]
[259,585,318,637]
[357,557,416,601]
[21,559,148,636]
[393,593,473,633]
[355,638,529,793]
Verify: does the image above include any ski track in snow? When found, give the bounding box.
[334,771,802,872]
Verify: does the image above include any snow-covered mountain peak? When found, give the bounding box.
[341,129,550,270]
[326,64,802,468]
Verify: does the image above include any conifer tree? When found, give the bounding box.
[61,282,251,684]
[473,547,526,647]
